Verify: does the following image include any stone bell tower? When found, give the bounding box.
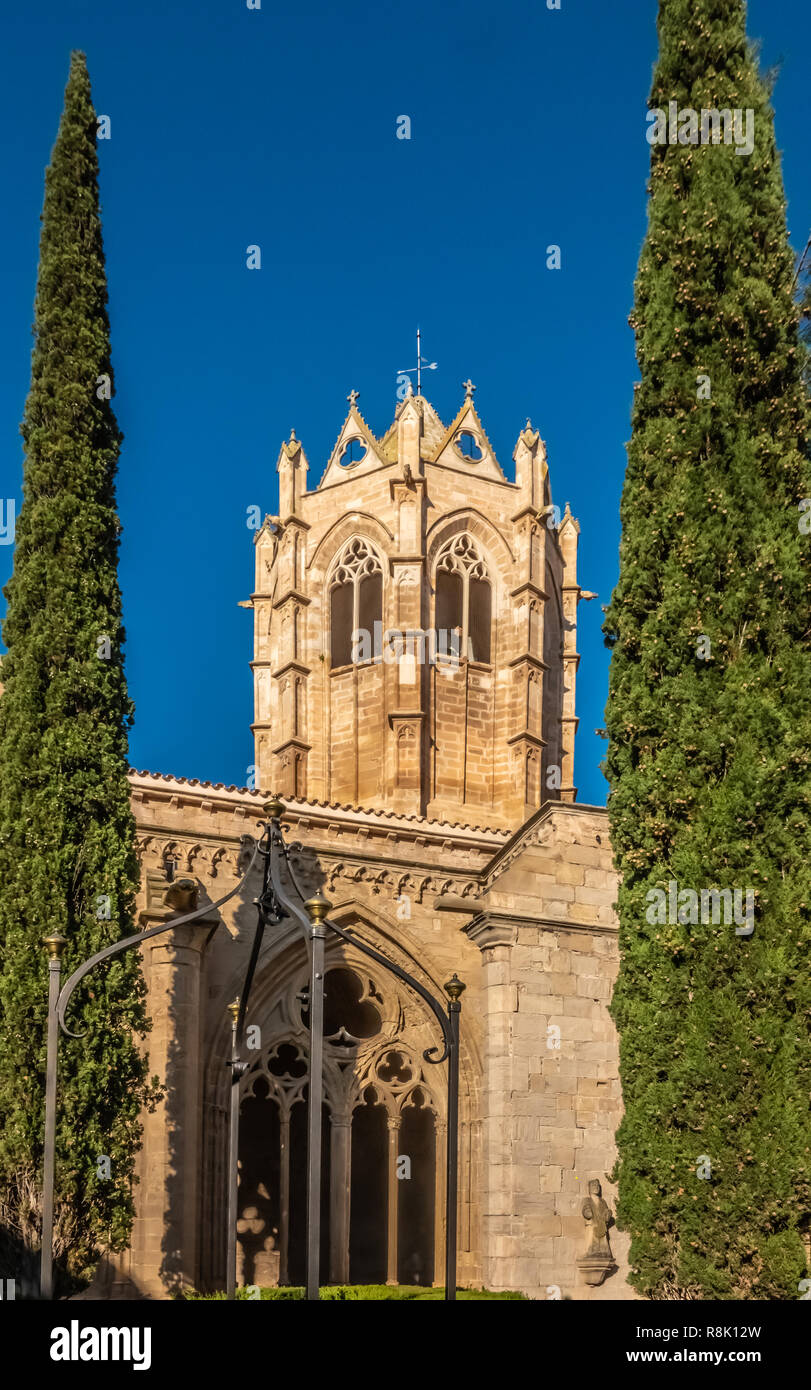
[247,383,589,831]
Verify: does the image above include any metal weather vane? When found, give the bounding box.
[397,328,438,396]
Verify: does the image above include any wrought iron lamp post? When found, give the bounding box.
[303,894,328,1302]
[225,997,245,1301]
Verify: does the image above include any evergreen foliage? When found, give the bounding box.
[603,0,811,1299]
[796,235,811,394]
[0,52,157,1288]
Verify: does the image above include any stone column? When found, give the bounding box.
[388,410,426,816]
[433,1119,447,1286]
[279,1111,291,1286]
[464,917,516,1292]
[558,505,581,802]
[387,550,426,816]
[329,1112,351,1284]
[386,1116,401,1285]
[129,876,218,1298]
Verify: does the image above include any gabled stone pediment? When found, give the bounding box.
[472,800,616,930]
[316,401,388,490]
[427,396,510,484]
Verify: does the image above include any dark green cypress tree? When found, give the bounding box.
[0,52,157,1289]
[797,235,811,394]
[603,1,811,1299]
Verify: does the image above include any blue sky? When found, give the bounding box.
[1,0,809,807]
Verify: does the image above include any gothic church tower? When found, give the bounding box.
[250,383,587,826]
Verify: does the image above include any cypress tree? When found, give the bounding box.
[797,235,811,394]
[0,52,156,1290]
[603,1,811,1299]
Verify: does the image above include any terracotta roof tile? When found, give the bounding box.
[127,768,510,837]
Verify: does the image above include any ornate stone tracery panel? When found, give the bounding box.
[240,959,442,1120]
[329,537,383,589]
[234,952,446,1288]
[435,532,489,582]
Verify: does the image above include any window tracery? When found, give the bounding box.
[329,539,384,668]
[242,965,438,1117]
[435,533,492,664]
[234,959,443,1289]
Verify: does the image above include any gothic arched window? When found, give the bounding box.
[235,963,440,1289]
[435,534,492,664]
[329,539,383,668]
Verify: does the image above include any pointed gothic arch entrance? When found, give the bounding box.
[235,961,443,1288]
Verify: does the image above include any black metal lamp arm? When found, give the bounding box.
[276,828,453,1064]
[56,839,260,1039]
[234,818,289,1047]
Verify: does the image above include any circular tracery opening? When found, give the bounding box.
[300,967,383,1045]
[453,429,483,462]
[340,437,367,466]
[268,1043,306,1080]
[377,1050,413,1086]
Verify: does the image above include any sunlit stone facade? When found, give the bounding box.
[118,387,634,1301]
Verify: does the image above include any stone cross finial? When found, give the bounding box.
[462,379,476,401]
[348,390,359,408]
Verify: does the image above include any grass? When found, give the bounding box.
[185,1283,526,1301]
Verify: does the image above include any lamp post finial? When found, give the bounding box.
[305,894,332,924]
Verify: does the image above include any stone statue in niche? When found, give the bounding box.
[577,1178,616,1286]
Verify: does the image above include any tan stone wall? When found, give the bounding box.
[126,773,508,1295]
[123,777,632,1300]
[468,803,636,1300]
